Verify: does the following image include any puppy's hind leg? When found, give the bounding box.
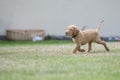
[95,37,110,51]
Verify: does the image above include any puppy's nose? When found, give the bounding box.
[65,32,68,35]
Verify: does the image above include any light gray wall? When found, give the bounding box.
[0,0,120,36]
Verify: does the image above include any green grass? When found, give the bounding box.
[0,40,72,46]
[0,40,120,80]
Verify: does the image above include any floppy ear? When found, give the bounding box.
[72,27,79,37]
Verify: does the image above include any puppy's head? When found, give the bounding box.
[65,25,79,38]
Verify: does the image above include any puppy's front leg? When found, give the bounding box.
[72,45,80,53]
[77,43,85,52]
[79,49,85,52]
[72,45,85,53]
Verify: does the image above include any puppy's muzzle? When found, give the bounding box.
[65,32,69,35]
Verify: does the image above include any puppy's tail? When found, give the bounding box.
[96,20,104,32]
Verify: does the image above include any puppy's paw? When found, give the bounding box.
[72,50,77,54]
[80,49,85,52]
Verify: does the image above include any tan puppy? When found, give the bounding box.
[65,20,110,53]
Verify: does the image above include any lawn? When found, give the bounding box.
[0,40,120,80]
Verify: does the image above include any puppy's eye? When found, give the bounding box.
[69,29,73,31]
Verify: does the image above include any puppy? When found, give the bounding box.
[65,20,110,53]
